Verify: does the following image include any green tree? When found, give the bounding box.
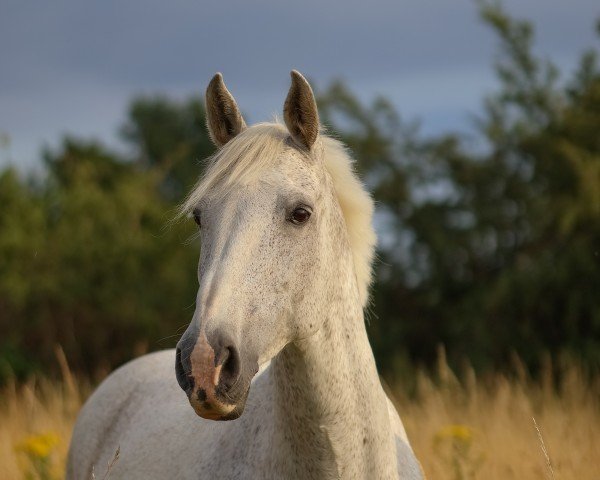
[0,139,202,379]
[319,3,600,376]
[121,96,215,201]
[0,95,217,379]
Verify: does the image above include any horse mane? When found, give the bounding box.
[180,122,376,307]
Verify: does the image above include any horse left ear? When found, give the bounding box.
[206,73,247,147]
[284,70,319,150]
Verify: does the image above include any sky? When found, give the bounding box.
[1,0,598,170]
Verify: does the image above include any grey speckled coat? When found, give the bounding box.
[66,71,424,480]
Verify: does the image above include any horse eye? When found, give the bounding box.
[290,207,311,225]
[192,211,201,228]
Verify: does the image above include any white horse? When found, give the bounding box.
[67,71,423,479]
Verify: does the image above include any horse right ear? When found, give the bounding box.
[205,73,247,147]
[284,70,319,150]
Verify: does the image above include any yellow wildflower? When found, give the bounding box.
[15,431,60,459]
[434,424,474,445]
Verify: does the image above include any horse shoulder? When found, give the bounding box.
[66,350,177,480]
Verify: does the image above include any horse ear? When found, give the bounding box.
[205,73,247,147]
[284,70,319,150]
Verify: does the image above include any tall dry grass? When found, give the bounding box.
[0,349,91,479]
[394,350,600,479]
[0,350,598,479]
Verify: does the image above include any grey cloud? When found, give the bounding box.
[0,0,597,169]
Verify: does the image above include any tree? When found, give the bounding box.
[319,2,600,376]
[121,96,215,201]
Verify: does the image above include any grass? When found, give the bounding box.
[394,351,600,479]
[1,351,598,479]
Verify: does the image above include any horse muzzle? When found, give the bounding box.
[175,328,256,421]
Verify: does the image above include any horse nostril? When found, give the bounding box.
[219,345,241,390]
[175,347,192,394]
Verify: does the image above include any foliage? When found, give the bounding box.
[0,4,599,380]
[0,101,203,379]
[319,2,600,376]
[121,95,214,201]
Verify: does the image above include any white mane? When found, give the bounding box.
[181,122,376,307]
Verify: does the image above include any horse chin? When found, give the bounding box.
[191,386,250,422]
[194,406,243,421]
[213,405,245,421]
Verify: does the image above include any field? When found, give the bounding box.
[1,353,598,479]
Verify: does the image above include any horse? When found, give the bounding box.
[66,71,423,479]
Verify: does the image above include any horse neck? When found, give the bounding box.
[270,218,398,479]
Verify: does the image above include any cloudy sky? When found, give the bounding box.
[1,0,598,170]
